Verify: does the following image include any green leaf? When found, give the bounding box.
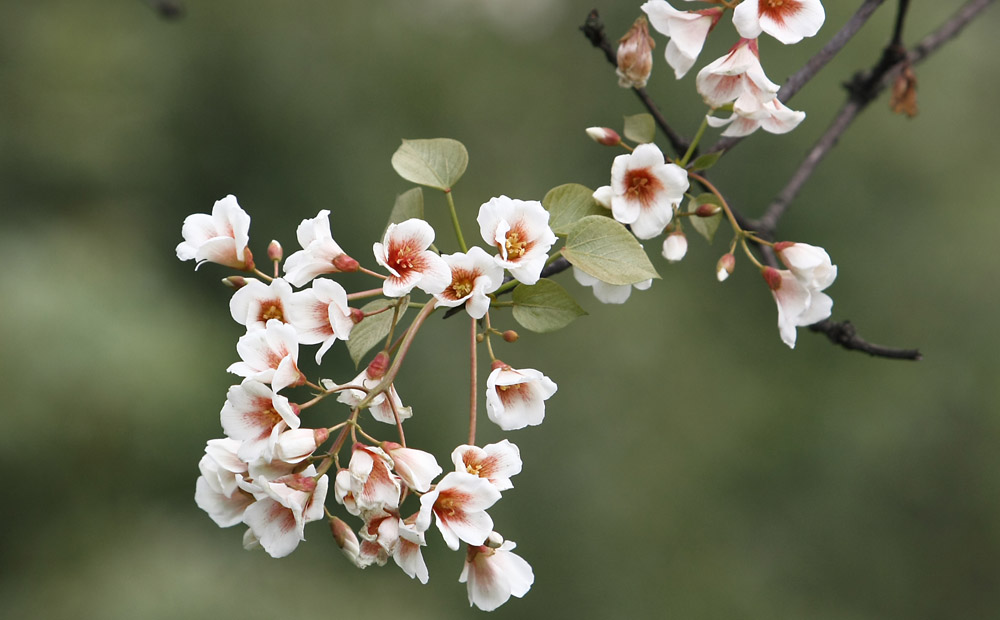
[688,150,724,172]
[542,184,605,235]
[688,193,723,244]
[386,187,424,231]
[390,138,468,190]
[561,215,660,285]
[347,298,408,367]
[623,113,655,144]
[511,279,587,333]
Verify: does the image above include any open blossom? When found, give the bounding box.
[176,194,254,271]
[477,196,557,285]
[220,379,300,462]
[461,538,534,611]
[642,1,722,79]
[336,444,401,517]
[774,241,837,290]
[241,466,329,558]
[282,209,357,287]
[373,218,451,297]
[485,363,558,431]
[417,471,501,550]
[696,38,779,108]
[230,278,296,331]
[451,440,522,492]
[609,143,689,239]
[733,0,826,45]
[327,370,413,425]
[762,266,833,348]
[383,442,442,493]
[227,319,304,394]
[706,96,805,137]
[433,246,504,319]
[616,16,655,88]
[195,438,254,528]
[573,266,652,305]
[395,518,430,584]
[286,278,354,364]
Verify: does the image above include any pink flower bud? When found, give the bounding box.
[490,359,510,372]
[585,127,621,146]
[349,307,365,324]
[333,253,360,272]
[616,17,655,88]
[716,253,735,282]
[502,330,519,343]
[222,276,248,290]
[267,240,283,262]
[695,203,721,217]
[366,351,391,380]
[314,427,330,446]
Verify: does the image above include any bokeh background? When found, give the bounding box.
[2,1,998,618]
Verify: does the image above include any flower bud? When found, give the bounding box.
[485,531,504,549]
[695,203,721,217]
[267,240,283,262]
[616,16,655,88]
[366,351,391,380]
[502,330,519,343]
[716,253,735,282]
[476,333,485,343]
[333,253,360,272]
[222,276,248,290]
[329,516,362,567]
[661,231,688,262]
[585,127,621,146]
[349,307,365,324]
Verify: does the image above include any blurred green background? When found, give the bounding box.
[2,1,998,618]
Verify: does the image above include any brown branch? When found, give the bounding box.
[580,10,690,157]
[809,320,922,360]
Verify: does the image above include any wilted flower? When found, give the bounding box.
[616,16,656,88]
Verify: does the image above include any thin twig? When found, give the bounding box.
[809,320,922,360]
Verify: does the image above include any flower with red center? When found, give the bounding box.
[373,218,451,297]
[220,379,299,462]
[433,246,504,319]
[176,194,254,271]
[451,440,522,492]
[286,278,354,364]
[477,196,557,285]
[733,0,825,45]
[282,209,356,286]
[416,471,501,550]
[696,38,779,108]
[227,319,304,394]
[642,1,723,79]
[761,266,833,348]
[230,278,296,331]
[610,143,689,240]
[240,465,329,558]
[485,362,558,431]
[460,537,534,611]
[338,444,402,518]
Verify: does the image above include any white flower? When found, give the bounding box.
[642,1,720,79]
[395,518,430,584]
[477,196,557,285]
[176,195,253,271]
[762,266,833,348]
[273,428,325,464]
[733,0,825,45]
[609,143,689,239]
[227,319,303,393]
[383,442,443,493]
[229,278,296,331]
[282,209,356,286]
[373,218,451,297]
[417,472,501,550]
[220,379,299,462]
[573,267,652,305]
[195,438,254,528]
[593,185,614,209]
[485,363,558,431]
[706,97,806,137]
[451,440,522,492]
[328,371,413,425]
[460,539,534,611]
[337,445,402,517]
[286,278,354,364]
[662,231,688,262]
[774,241,837,289]
[696,38,779,108]
[433,246,505,319]
[241,467,328,558]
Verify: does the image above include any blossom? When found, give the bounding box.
[176,195,253,271]
[373,218,451,297]
[460,538,534,611]
[220,380,299,462]
[241,466,329,558]
[229,278,296,331]
[282,209,357,286]
[616,16,655,88]
[227,319,304,394]
[573,266,652,305]
[762,266,833,348]
[774,241,837,290]
[592,185,614,209]
[696,38,779,108]
[286,278,354,364]
[733,0,825,45]
[609,143,689,239]
[662,231,688,262]
[451,440,522,492]
[433,246,504,319]
[477,196,557,285]
[706,96,805,137]
[336,444,402,517]
[383,442,443,493]
[328,370,413,425]
[194,438,254,528]
[417,472,501,550]
[273,428,327,464]
[395,518,430,584]
[485,363,558,431]
[642,1,722,79]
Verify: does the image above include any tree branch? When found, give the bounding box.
[809,320,922,360]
